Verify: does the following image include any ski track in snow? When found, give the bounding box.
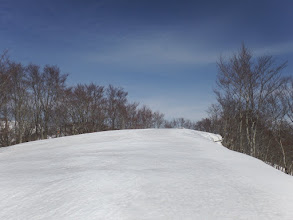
[0,129,293,220]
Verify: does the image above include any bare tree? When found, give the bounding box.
[27,64,43,140]
[9,62,31,144]
[0,51,12,146]
[124,102,139,129]
[215,44,288,157]
[27,65,68,139]
[137,105,153,128]
[106,85,128,130]
[152,111,165,128]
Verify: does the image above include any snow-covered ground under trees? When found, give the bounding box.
[0,129,293,220]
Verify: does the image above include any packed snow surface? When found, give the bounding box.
[1,129,293,220]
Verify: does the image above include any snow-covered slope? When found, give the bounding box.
[0,129,293,220]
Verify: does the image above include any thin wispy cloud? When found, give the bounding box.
[254,41,293,57]
[87,36,219,66]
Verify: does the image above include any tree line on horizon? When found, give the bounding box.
[0,51,200,148]
[196,44,293,175]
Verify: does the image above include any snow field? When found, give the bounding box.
[0,129,293,219]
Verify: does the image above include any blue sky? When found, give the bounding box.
[1,0,293,121]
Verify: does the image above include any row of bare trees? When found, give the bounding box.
[197,44,293,175]
[0,52,170,147]
[3,46,291,175]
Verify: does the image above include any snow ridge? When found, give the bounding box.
[0,129,293,220]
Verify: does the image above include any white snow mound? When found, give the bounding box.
[0,129,293,220]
